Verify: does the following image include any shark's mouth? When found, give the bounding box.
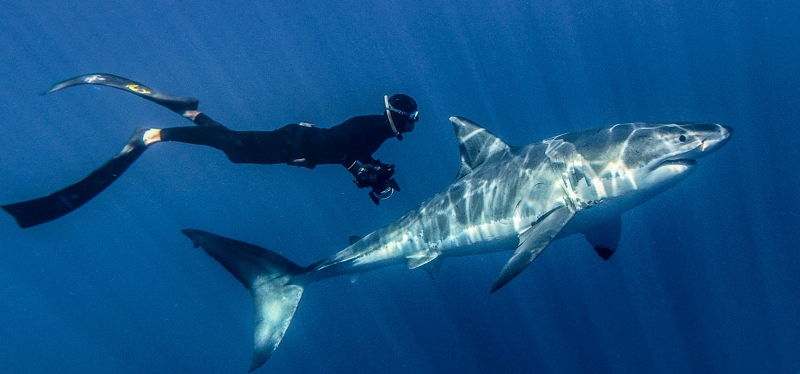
[650,158,697,171]
[660,159,697,167]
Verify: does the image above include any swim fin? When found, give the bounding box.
[46,73,199,116]
[2,128,150,228]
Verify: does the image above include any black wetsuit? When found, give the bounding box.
[1,112,400,228]
[161,113,397,168]
[1,72,411,228]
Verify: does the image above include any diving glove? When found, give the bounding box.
[368,178,400,205]
[349,160,401,205]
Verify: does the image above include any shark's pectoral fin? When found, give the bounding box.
[583,215,621,260]
[491,205,573,292]
[347,235,363,245]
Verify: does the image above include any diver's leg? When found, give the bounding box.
[157,126,293,164]
[2,124,272,227]
[182,111,228,128]
[1,123,317,227]
[2,128,152,228]
[1,125,286,227]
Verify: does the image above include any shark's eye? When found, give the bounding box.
[679,135,687,142]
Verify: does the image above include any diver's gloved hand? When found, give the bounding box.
[368,178,400,205]
[349,160,400,205]
[351,161,395,189]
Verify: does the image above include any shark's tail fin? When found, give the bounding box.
[182,229,307,372]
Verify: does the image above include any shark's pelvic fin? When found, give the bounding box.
[406,250,444,279]
[420,257,444,279]
[449,116,511,179]
[182,229,306,372]
[406,250,443,278]
[583,216,622,260]
[491,205,574,292]
[406,250,440,269]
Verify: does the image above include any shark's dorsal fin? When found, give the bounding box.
[450,116,510,178]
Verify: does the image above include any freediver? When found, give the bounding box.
[2,74,420,228]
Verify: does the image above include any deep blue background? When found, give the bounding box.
[1,1,798,373]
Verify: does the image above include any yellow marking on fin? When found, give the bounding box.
[125,84,151,94]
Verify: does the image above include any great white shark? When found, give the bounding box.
[182,116,732,371]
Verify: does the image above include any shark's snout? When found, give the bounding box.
[677,123,733,157]
[648,123,731,174]
[698,124,733,155]
[722,125,734,136]
[720,124,734,142]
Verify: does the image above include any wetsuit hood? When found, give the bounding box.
[384,94,418,140]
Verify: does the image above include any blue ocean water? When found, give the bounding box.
[1,1,798,373]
